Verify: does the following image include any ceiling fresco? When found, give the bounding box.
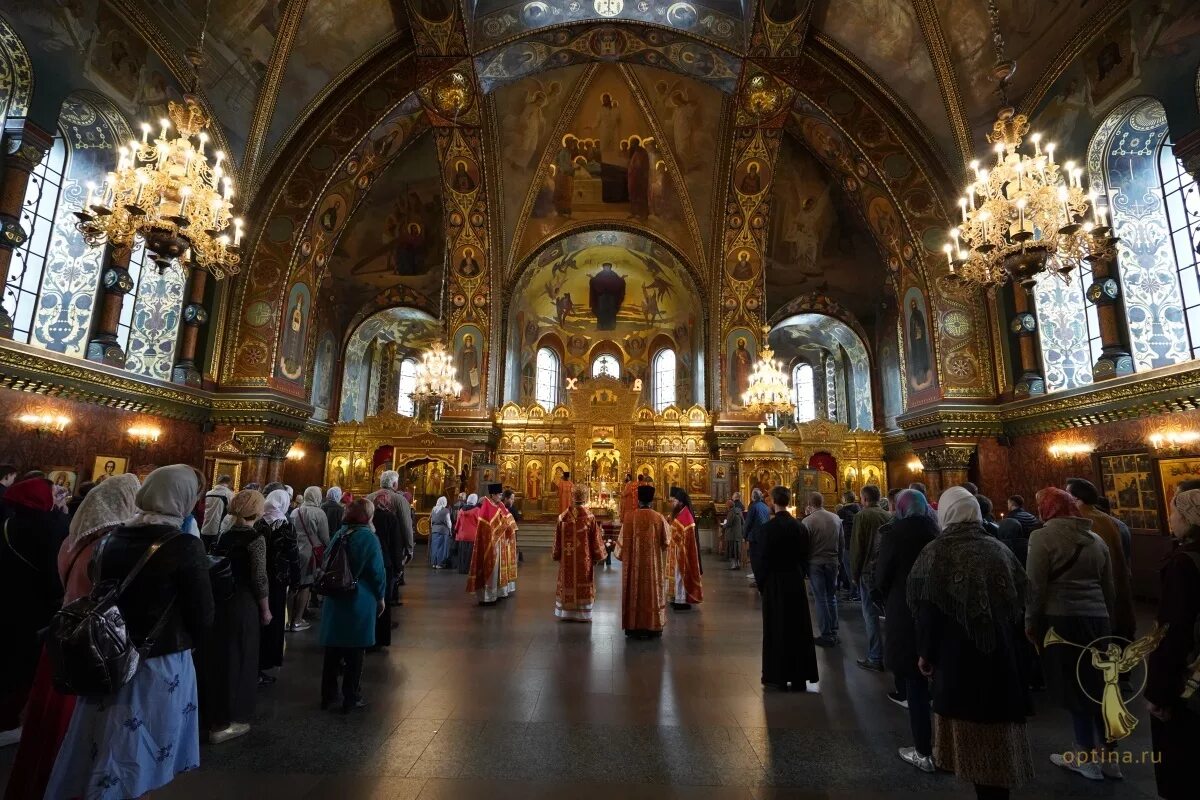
[326,132,444,315]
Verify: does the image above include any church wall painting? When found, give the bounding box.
[902,286,936,400]
[453,324,485,409]
[725,327,757,409]
[278,282,311,382]
[311,330,337,421]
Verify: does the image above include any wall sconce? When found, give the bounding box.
[907,457,924,473]
[1048,442,1094,459]
[127,425,161,447]
[18,412,70,435]
[286,445,306,461]
[1148,430,1200,450]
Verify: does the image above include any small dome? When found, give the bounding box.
[738,432,792,456]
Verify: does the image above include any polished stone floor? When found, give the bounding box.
[2,548,1162,799]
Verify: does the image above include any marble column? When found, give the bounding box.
[916,444,975,503]
[172,262,209,386]
[0,120,53,337]
[234,432,295,486]
[85,242,135,366]
[1009,280,1046,399]
[1084,230,1135,380]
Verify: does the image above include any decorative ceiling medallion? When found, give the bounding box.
[742,74,783,119]
[430,71,474,117]
[594,0,624,18]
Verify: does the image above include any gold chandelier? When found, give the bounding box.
[944,0,1105,289]
[74,4,240,280]
[742,326,792,416]
[411,341,461,407]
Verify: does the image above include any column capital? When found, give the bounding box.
[2,118,53,172]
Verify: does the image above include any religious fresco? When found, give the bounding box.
[724,327,757,409]
[265,0,411,152]
[278,283,311,382]
[339,306,438,422]
[470,0,746,46]
[311,330,338,421]
[326,134,444,313]
[511,64,701,266]
[453,324,485,406]
[902,286,935,397]
[1028,0,1200,157]
[811,0,950,156]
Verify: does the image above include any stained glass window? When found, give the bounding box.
[792,363,815,422]
[1159,137,1200,359]
[653,348,676,412]
[591,353,619,378]
[397,357,417,416]
[535,347,560,411]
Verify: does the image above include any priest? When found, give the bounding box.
[552,485,607,622]
[467,484,510,605]
[619,473,639,525]
[498,486,519,598]
[615,483,670,638]
[668,487,703,611]
[557,470,575,515]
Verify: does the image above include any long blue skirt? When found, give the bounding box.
[430,532,451,566]
[45,651,200,799]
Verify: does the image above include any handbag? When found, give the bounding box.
[295,509,325,575]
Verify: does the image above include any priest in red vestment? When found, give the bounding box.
[497,486,519,598]
[616,484,669,638]
[467,484,509,605]
[668,487,703,610]
[553,485,607,622]
[619,473,639,526]
[557,471,575,515]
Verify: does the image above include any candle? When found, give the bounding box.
[234,218,244,246]
[1016,198,1026,233]
[1058,185,1070,224]
[944,243,953,266]
[980,209,991,240]
[968,183,976,209]
[1046,143,1056,166]
[979,170,990,197]
[179,185,192,216]
[1030,133,1042,157]
[85,181,95,209]
[959,197,968,222]
[134,173,149,206]
[128,139,139,158]
[1073,167,1083,189]
[160,118,170,138]
[970,159,981,179]
[197,132,208,157]
[141,123,151,145]
[995,141,1005,166]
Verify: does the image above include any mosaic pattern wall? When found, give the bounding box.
[124,264,186,381]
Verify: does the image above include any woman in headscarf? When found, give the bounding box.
[320,498,386,713]
[455,493,480,574]
[3,475,138,800]
[256,488,300,684]
[288,486,330,633]
[908,486,1033,800]
[46,465,214,800]
[368,490,402,651]
[201,489,270,745]
[430,496,452,569]
[1146,488,1200,800]
[0,478,69,740]
[322,486,345,536]
[873,488,939,773]
[1026,487,1117,781]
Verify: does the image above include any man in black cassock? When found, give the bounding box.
[589,263,626,331]
[756,485,819,691]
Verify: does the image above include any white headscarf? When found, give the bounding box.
[131,464,202,529]
[326,486,343,503]
[68,473,140,547]
[284,485,295,500]
[380,470,399,490]
[938,486,982,528]
[466,493,479,508]
[434,496,448,512]
[302,486,322,507]
[262,489,291,525]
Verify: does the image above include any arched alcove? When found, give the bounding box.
[770,314,874,431]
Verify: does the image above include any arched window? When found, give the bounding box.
[591,352,620,379]
[1159,136,1200,359]
[396,356,418,416]
[652,349,676,412]
[535,347,560,411]
[792,363,815,422]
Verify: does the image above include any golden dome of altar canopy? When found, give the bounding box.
[738,432,792,456]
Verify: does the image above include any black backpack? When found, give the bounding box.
[315,529,357,597]
[47,531,180,697]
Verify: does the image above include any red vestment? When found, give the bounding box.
[619,481,638,525]
[616,507,670,632]
[557,479,574,514]
[669,506,703,604]
[467,498,507,601]
[553,505,606,620]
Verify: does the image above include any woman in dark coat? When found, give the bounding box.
[909,487,1033,800]
[369,492,403,649]
[873,488,938,773]
[322,487,345,537]
[202,490,271,744]
[0,478,68,735]
[1148,489,1200,800]
[256,489,301,683]
[756,485,819,691]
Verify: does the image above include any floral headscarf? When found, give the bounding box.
[893,488,929,521]
[1036,487,1080,522]
[68,473,139,547]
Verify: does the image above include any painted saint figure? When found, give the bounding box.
[730,337,752,406]
[458,247,481,277]
[557,471,575,516]
[589,263,626,331]
[907,298,931,388]
[281,293,306,377]
[553,136,578,216]
[626,136,650,220]
[553,487,607,622]
[452,161,476,193]
[526,463,541,501]
[457,333,480,403]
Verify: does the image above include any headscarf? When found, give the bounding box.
[344,498,374,525]
[937,486,982,528]
[262,482,285,496]
[284,485,295,501]
[909,485,1026,654]
[434,496,448,512]
[1036,487,1080,522]
[326,486,343,503]
[466,493,479,508]
[302,486,322,507]
[131,464,203,528]
[1172,489,1200,530]
[229,489,266,524]
[341,491,354,506]
[262,489,290,525]
[893,488,929,521]
[68,473,139,547]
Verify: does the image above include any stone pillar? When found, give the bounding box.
[916,444,975,503]
[1084,231,1135,380]
[85,242,136,366]
[1009,280,1045,399]
[0,120,53,337]
[172,263,209,386]
[234,432,295,486]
